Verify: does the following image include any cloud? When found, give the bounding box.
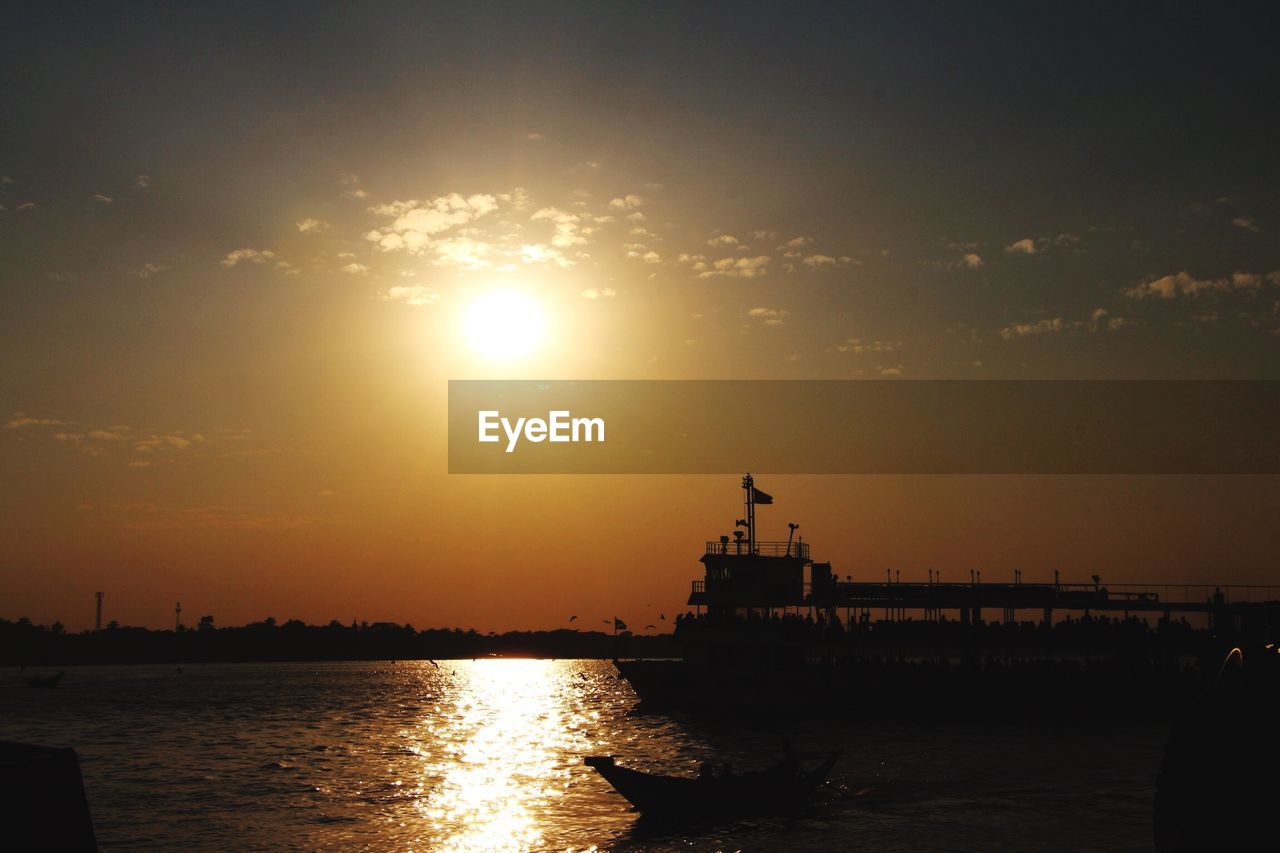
[692,256,770,279]
[1004,238,1038,255]
[747,306,788,325]
[220,248,276,268]
[961,253,984,269]
[607,194,645,210]
[707,234,742,248]
[623,243,661,264]
[524,133,546,141]
[1232,216,1262,234]
[530,206,593,247]
[801,254,837,268]
[831,339,901,355]
[520,243,571,267]
[16,202,35,211]
[1087,308,1128,332]
[340,262,370,275]
[1000,317,1064,338]
[136,175,151,189]
[133,433,202,453]
[1123,270,1273,299]
[134,263,165,278]
[580,288,617,299]
[339,173,369,199]
[296,218,330,234]
[6,416,67,429]
[382,285,440,306]
[90,194,114,205]
[879,366,904,377]
[365,193,502,262]
[779,236,813,250]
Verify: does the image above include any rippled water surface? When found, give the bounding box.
[0,660,1166,850]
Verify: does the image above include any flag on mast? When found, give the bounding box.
[751,487,773,505]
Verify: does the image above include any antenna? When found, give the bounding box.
[786,522,799,556]
[175,601,182,631]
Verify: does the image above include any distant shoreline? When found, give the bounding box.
[2,618,679,668]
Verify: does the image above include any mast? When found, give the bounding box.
[743,473,756,555]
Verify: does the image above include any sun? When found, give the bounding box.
[461,289,546,361]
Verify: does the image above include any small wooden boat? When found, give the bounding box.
[584,748,840,818]
[23,671,65,689]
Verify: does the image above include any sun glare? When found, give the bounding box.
[462,289,546,361]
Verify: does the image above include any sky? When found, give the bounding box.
[3,2,1279,631]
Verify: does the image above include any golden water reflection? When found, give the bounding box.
[414,659,599,851]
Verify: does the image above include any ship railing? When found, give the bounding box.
[704,541,809,559]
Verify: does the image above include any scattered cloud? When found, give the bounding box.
[6,416,68,429]
[693,255,770,279]
[961,252,984,269]
[747,306,788,325]
[531,206,594,247]
[580,288,617,299]
[1123,269,1276,299]
[220,248,277,268]
[1002,310,1130,339]
[340,262,369,275]
[801,254,838,268]
[1003,233,1080,255]
[365,193,505,268]
[382,285,440,306]
[135,175,151,189]
[831,339,901,354]
[16,202,35,211]
[296,218,330,234]
[1232,216,1262,234]
[524,132,546,141]
[89,193,114,206]
[134,263,165,278]
[607,194,645,210]
[707,234,742,248]
[1000,317,1064,338]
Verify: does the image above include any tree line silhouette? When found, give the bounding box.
[1,616,677,666]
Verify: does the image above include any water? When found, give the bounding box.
[0,660,1166,850]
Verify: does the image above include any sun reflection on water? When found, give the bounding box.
[414,659,597,852]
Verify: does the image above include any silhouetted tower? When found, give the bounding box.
[175,601,182,631]
[95,591,103,632]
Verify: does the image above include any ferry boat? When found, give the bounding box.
[614,475,1277,717]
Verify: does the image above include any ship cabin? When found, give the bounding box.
[688,474,829,619]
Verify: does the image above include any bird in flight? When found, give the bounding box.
[568,615,577,622]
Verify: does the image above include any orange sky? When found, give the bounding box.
[2,4,1278,631]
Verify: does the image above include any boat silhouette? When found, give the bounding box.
[584,748,840,819]
[614,474,1279,717]
[23,671,65,689]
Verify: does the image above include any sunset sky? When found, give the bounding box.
[3,3,1278,631]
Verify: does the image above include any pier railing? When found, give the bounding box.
[689,577,1280,612]
[704,541,809,559]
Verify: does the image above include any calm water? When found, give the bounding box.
[1,660,1166,851]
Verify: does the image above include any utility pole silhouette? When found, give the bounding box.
[95,591,103,632]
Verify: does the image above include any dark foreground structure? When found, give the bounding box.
[617,475,1280,717]
[0,742,97,851]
